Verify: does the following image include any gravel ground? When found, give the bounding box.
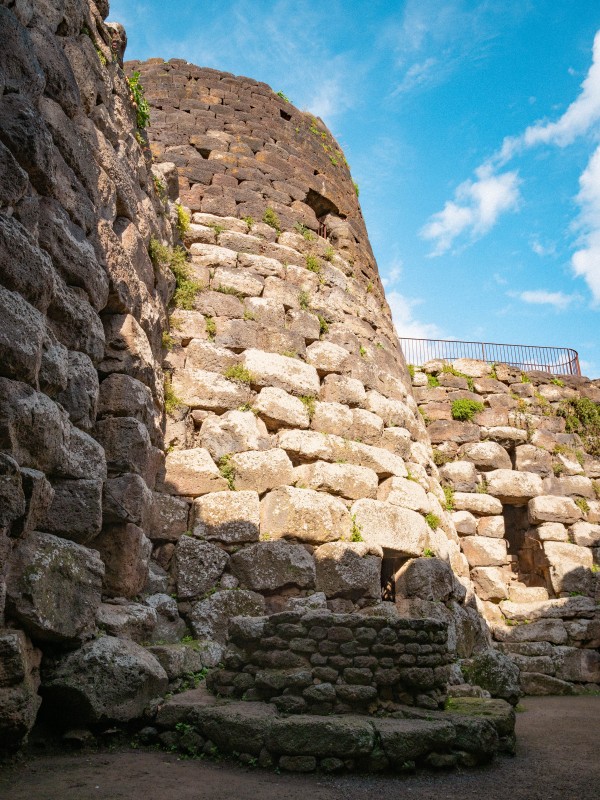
[1,696,599,800]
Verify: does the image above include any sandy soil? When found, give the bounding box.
[1,696,599,800]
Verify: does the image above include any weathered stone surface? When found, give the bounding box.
[554,647,600,683]
[305,341,349,375]
[452,493,503,516]
[378,476,430,513]
[42,477,103,544]
[93,524,151,599]
[192,490,260,543]
[428,420,480,444]
[261,487,352,544]
[189,590,266,644]
[476,516,505,538]
[460,536,508,567]
[199,410,270,461]
[519,672,576,695]
[0,628,41,753]
[103,473,153,527]
[230,541,316,591]
[486,469,543,505]
[350,499,428,556]
[514,445,553,477]
[6,532,103,644]
[229,448,295,494]
[395,558,457,602]
[459,441,512,471]
[163,449,229,496]
[56,351,99,432]
[147,493,189,541]
[96,602,157,643]
[470,567,509,601]
[294,460,378,500]
[174,537,229,599]
[94,416,154,481]
[494,618,568,645]
[43,637,168,725]
[570,521,600,547]
[314,541,381,600]
[439,461,478,492]
[452,510,477,535]
[462,650,521,705]
[253,387,310,430]
[277,429,334,462]
[375,717,455,764]
[241,349,319,396]
[172,368,252,412]
[266,714,375,757]
[543,541,594,595]
[0,286,46,386]
[528,495,583,525]
[99,314,157,393]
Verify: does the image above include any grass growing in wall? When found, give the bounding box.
[443,486,454,511]
[318,315,329,337]
[298,291,310,310]
[575,497,590,515]
[425,513,440,531]
[223,364,253,384]
[299,396,316,420]
[305,254,321,273]
[218,455,236,490]
[350,515,364,542]
[127,71,151,129]
[263,207,281,234]
[451,399,484,422]
[558,397,600,456]
[294,222,314,241]
[164,379,183,415]
[175,203,190,235]
[149,239,202,310]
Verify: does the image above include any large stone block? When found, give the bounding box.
[528,495,583,525]
[96,602,157,644]
[93,523,151,599]
[294,460,378,500]
[543,541,594,595]
[103,473,153,527]
[199,409,270,461]
[56,351,99,432]
[350,499,428,556]
[230,541,316,591]
[99,314,158,394]
[174,537,229,599]
[189,589,266,645]
[377,476,430,513]
[260,486,352,544]
[305,341,349,375]
[0,214,54,313]
[42,637,168,725]
[192,490,260,543]
[486,469,543,505]
[470,567,509,601]
[171,368,252,412]
[94,416,155,481]
[460,536,508,567]
[459,441,512,471]
[314,541,381,600]
[0,629,41,754]
[514,445,553,477]
[229,448,295,494]
[6,531,103,643]
[241,348,320,396]
[439,461,478,492]
[42,478,103,544]
[163,448,229,496]
[253,387,310,430]
[428,420,480,444]
[0,285,46,386]
[395,557,457,602]
[452,493,503,516]
[97,373,159,443]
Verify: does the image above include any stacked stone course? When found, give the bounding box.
[411,359,600,694]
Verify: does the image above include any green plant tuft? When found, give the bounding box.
[175,203,190,235]
[298,290,310,310]
[407,364,415,378]
[162,331,175,351]
[443,486,454,511]
[299,395,316,420]
[350,515,364,542]
[243,216,254,229]
[427,374,440,388]
[451,399,484,422]
[557,397,600,456]
[276,90,290,103]
[263,207,281,233]
[218,455,236,490]
[353,181,360,197]
[223,364,253,384]
[294,222,314,240]
[423,548,436,558]
[324,245,335,261]
[205,316,216,340]
[164,379,183,415]
[575,497,590,515]
[305,254,321,273]
[127,71,151,129]
[425,513,440,531]
[318,315,329,336]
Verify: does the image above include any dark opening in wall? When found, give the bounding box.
[304,188,339,219]
[503,505,548,588]
[381,556,403,602]
[280,109,291,121]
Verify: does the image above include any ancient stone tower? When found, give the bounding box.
[0,0,597,765]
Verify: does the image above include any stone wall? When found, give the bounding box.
[411,359,600,694]
[0,0,181,751]
[207,610,452,713]
[124,58,494,668]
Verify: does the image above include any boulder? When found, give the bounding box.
[0,629,42,753]
[171,368,251,412]
[42,478,103,544]
[199,410,270,461]
[103,473,153,527]
[350,499,428,557]
[294,460,378,500]
[229,448,294,494]
[311,401,353,437]
[374,717,455,764]
[260,486,352,544]
[174,537,229,599]
[42,636,168,725]
[543,541,594,595]
[528,495,582,525]
[314,541,382,600]
[6,531,103,644]
[439,461,478,492]
[147,493,189,541]
[230,541,316,591]
[394,557,457,602]
[189,590,265,645]
[253,387,310,430]
[486,469,543,505]
[470,567,509,601]
[460,536,508,568]
[452,510,477,536]
[163,448,229,496]
[192,490,260,543]
[241,349,320,396]
[476,516,505,538]
[514,445,553,477]
[266,714,375,757]
[93,524,151,599]
[452,493,503,516]
[459,441,512,471]
[96,602,157,643]
[462,650,521,705]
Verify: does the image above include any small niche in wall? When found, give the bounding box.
[280,109,291,121]
[381,555,403,602]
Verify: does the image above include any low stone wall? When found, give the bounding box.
[207,610,452,713]
[410,359,600,694]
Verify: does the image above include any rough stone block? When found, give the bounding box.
[395,558,457,602]
[199,409,270,461]
[294,460,378,500]
[486,469,543,505]
[163,448,229,496]
[452,493,503,516]
[543,541,594,595]
[528,495,583,525]
[378,476,430,513]
[42,478,103,544]
[350,499,428,557]
[229,448,295,494]
[458,441,512,471]
[460,536,508,567]
[241,349,320,396]
[192,490,260,543]
[172,368,252,412]
[93,523,151,599]
[253,387,310,430]
[230,541,316,591]
[175,537,229,599]
[260,486,352,544]
[314,542,381,600]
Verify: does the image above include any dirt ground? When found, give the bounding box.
[1,696,599,800]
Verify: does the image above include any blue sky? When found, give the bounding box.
[111,0,600,377]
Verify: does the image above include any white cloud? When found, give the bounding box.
[381,259,403,288]
[516,290,579,310]
[391,57,438,96]
[530,238,556,257]
[387,291,442,339]
[571,143,600,304]
[420,165,520,255]
[496,31,600,163]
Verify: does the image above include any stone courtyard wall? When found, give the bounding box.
[410,360,600,694]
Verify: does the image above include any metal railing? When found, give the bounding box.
[399,337,581,376]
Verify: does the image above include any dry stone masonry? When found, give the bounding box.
[411,360,600,695]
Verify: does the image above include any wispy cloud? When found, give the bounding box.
[515,290,580,310]
[381,259,403,288]
[530,238,557,257]
[420,165,520,255]
[387,291,443,339]
[571,143,600,304]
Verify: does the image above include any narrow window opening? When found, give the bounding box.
[381,556,403,602]
[280,109,291,121]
